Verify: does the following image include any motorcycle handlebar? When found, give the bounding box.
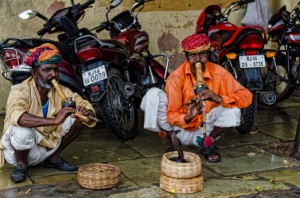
[236,0,254,6]
[95,22,108,33]
[225,0,254,17]
[76,0,95,12]
[131,0,153,13]
[37,26,51,36]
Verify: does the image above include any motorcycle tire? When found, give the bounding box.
[266,54,297,103]
[222,59,257,134]
[236,91,257,134]
[99,67,138,140]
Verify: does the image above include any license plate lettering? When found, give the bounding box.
[242,62,248,67]
[82,65,107,86]
[239,55,265,68]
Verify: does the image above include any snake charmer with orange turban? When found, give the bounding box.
[143,33,253,163]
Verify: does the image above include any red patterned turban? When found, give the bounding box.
[182,33,211,53]
[25,43,62,68]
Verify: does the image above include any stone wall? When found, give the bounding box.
[0,0,297,113]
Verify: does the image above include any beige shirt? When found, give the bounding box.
[3,77,96,148]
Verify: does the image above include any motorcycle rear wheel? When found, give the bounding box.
[236,91,257,134]
[223,59,257,134]
[99,67,138,140]
[265,54,297,103]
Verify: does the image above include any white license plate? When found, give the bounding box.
[82,65,107,86]
[239,55,266,68]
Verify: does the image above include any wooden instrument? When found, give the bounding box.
[194,62,207,136]
[51,79,90,123]
[195,62,206,86]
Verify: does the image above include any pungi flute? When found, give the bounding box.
[195,62,207,136]
[51,79,99,123]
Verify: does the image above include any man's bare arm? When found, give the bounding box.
[18,107,75,127]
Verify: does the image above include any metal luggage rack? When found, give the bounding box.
[0,48,31,81]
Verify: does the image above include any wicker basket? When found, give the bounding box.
[160,173,204,194]
[77,163,121,189]
[161,151,201,179]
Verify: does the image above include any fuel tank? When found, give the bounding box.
[114,29,149,53]
[286,25,300,45]
[208,22,238,50]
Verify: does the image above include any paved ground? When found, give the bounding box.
[0,90,299,198]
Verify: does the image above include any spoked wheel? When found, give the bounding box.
[264,55,297,103]
[99,68,138,140]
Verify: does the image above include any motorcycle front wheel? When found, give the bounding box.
[99,67,138,140]
[265,54,297,103]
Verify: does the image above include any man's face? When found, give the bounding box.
[186,51,209,67]
[32,64,59,90]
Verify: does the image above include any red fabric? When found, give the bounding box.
[25,43,61,67]
[182,33,210,53]
[203,136,213,148]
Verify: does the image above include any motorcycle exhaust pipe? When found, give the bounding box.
[121,82,143,99]
[258,91,276,105]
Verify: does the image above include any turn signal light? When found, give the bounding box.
[265,51,276,58]
[225,53,237,60]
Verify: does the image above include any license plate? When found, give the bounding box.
[239,55,266,68]
[82,65,107,86]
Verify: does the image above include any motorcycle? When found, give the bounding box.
[0,0,169,140]
[265,1,300,103]
[0,38,83,93]
[195,0,274,134]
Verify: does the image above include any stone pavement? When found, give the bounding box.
[0,90,299,198]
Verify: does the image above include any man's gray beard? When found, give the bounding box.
[37,75,53,90]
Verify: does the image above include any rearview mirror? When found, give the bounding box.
[110,0,122,9]
[19,10,36,20]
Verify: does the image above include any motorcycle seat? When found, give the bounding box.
[101,39,131,55]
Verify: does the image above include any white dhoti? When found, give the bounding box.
[1,117,75,166]
[141,87,241,146]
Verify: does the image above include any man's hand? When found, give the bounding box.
[198,89,223,104]
[55,107,75,125]
[72,105,95,124]
[184,98,202,124]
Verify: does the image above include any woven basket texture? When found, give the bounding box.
[160,173,204,194]
[161,151,201,179]
[77,163,121,189]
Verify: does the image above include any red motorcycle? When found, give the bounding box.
[0,0,169,140]
[265,2,300,103]
[195,0,274,134]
